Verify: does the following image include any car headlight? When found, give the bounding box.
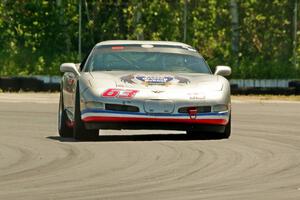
[84,101,104,109]
[213,104,228,112]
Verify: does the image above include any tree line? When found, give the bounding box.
[0,0,299,78]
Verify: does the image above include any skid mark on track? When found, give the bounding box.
[0,96,300,199]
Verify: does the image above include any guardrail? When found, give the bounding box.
[230,79,300,95]
[230,79,292,88]
[0,76,60,92]
[0,76,300,95]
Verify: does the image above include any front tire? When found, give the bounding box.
[73,83,99,141]
[58,92,73,138]
[187,116,231,139]
[221,117,231,139]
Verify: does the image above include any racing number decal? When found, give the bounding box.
[102,88,138,98]
[118,89,138,98]
[102,88,119,97]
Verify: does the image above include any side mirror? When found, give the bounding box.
[60,63,80,76]
[214,65,231,76]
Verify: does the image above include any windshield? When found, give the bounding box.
[84,45,211,74]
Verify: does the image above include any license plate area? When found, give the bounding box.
[144,100,175,114]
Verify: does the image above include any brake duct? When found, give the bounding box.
[188,108,197,119]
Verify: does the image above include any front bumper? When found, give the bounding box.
[81,109,229,131]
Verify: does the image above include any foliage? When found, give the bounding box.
[0,0,299,78]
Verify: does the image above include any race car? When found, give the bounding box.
[58,40,231,140]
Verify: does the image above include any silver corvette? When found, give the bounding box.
[58,40,232,140]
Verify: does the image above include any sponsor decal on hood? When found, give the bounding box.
[120,74,190,86]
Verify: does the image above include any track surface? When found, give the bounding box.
[0,94,300,200]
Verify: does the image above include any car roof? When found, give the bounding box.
[95,40,194,49]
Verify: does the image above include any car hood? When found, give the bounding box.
[88,71,223,91]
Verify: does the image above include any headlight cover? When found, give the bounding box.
[84,101,104,109]
[213,104,228,112]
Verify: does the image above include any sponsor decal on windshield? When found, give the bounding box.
[111,46,125,50]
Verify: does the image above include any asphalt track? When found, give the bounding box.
[0,93,300,200]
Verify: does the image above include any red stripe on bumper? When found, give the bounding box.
[82,116,228,125]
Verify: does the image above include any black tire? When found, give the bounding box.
[221,117,231,139]
[186,130,212,140]
[187,115,231,139]
[73,83,99,141]
[58,92,73,137]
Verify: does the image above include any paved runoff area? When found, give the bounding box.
[0,93,300,200]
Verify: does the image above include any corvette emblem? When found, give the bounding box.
[152,90,164,93]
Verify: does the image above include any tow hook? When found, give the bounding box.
[188,108,197,119]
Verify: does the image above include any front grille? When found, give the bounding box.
[178,106,211,113]
[105,104,139,112]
